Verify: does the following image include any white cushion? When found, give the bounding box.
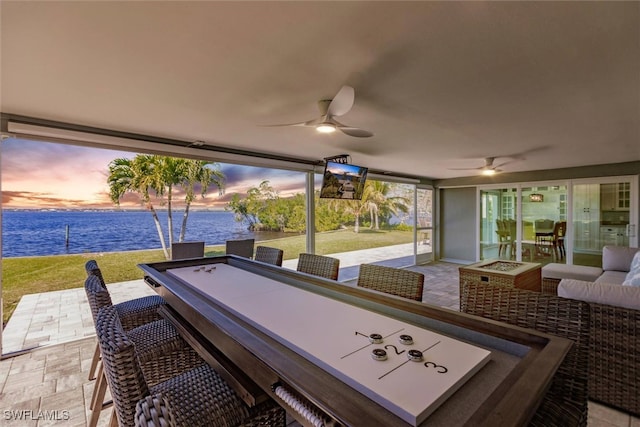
[622,251,640,287]
[558,279,640,311]
[601,246,640,272]
[596,271,628,285]
[541,263,602,281]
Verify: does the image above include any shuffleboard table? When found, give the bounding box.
[139,256,571,427]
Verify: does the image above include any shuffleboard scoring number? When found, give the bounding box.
[424,361,448,374]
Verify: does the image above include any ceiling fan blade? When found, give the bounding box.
[327,85,355,117]
[337,126,374,138]
[260,118,317,127]
[493,160,516,169]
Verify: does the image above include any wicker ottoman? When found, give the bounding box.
[541,263,603,294]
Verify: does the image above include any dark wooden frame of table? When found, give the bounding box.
[139,256,570,427]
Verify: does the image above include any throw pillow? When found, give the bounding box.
[622,250,640,287]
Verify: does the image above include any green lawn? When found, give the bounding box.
[1,228,412,324]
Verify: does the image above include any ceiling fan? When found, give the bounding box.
[264,85,374,138]
[450,157,514,176]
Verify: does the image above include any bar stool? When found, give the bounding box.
[357,264,425,301]
[225,238,255,258]
[85,275,202,427]
[85,260,166,381]
[96,304,286,427]
[254,246,284,266]
[296,253,340,280]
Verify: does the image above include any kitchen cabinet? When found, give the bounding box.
[601,183,630,211]
[600,226,629,247]
[617,182,631,211]
[600,184,616,211]
[573,184,601,251]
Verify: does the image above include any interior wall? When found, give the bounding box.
[439,187,476,263]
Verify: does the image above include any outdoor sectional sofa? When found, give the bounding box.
[548,246,640,416]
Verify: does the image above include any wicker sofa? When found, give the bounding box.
[542,245,640,294]
[554,247,640,416]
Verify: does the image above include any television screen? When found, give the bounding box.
[320,161,368,200]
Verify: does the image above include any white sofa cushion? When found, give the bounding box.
[601,245,640,272]
[596,271,628,285]
[558,279,640,311]
[622,251,640,287]
[541,263,602,281]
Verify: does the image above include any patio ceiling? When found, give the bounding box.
[1,1,638,179]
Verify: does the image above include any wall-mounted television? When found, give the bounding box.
[320,161,368,200]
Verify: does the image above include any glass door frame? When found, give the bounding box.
[570,175,639,262]
[415,185,434,264]
[479,180,570,263]
[477,175,638,264]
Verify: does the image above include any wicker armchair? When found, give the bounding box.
[357,264,424,301]
[226,238,255,258]
[254,246,284,266]
[460,282,590,427]
[296,253,340,280]
[96,305,286,427]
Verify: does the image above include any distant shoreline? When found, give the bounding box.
[1,210,289,258]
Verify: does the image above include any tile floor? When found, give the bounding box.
[0,255,638,426]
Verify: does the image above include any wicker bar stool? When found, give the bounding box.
[85,260,166,380]
[296,253,340,280]
[96,305,286,427]
[461,281,590,427]
[226,238,255,258]
[357,264,425,301]
[254,246,284,266]
[85,275,203,427]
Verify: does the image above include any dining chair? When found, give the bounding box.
[495,219,511,258]
[552,221,567,260]
[225,238,255,258]
[95,305,286,427]
[296,253,340,280]
[460,281,590,427]
[171,241,205,260]
[357,264,425,301]
[254,245,284,266]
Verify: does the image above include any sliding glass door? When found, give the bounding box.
[479,176,637,267]
[480,187,517,261]
[481,184,568,266]
[572,178,637,267]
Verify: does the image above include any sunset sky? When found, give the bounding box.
[1,138,309,210]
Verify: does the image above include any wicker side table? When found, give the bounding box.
[459,260,542,296]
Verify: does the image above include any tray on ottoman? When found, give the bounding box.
[459,260,542,295]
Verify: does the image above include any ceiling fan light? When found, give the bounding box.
[316,123,336,134]
[482,169,496,176]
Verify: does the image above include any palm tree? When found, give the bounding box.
[331,184,377,233]
[366,181,387,230]
[107,155,170,259]
[153,156,184,248]
[366,181,410,230]
[178,159,225,242]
